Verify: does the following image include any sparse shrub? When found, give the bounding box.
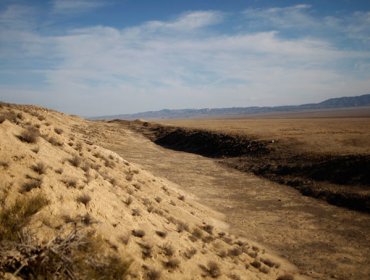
[250,260,261,269]
[170,200,176,206]
[0,161,9,169]
[80,213,94,225]
[145,267,161,280]
[48,136,63,146]
[260,257,276,268]
[163,258,180,270]
[202,224,214,235]
[68,155,81,167]
[183,248,197,259]
[200,261,221,278]
[155,196,162,203]
[62,214,75,223]
[276,274,294,280]
[229,274,241,280]
[247,250,257,258]
[62,178,78,188]
[31,162,47,175]
[202,235,214,243]
[55,168,63,174]
[161,242,175,257]
[177,221,189,233]
[222,236,233,245]
[37,115,45,121]
[140,243,153,259]
[228,247,243,257]
[118,234,130,245]
[124,196,133,206]
[20,179,42,193]
[126,174,134,181]
[133,183,141,190]
[81,163,90,173]
[0,193,48,241]
[132,208,141,216]
[132,229,145,238]
[192,228,203,240]
[54,127,63,134]
[0,111,18,124]
[259,266,269,274]
[77,194,91,206]
[18,127,39,143]
[217,250,227,258]
[155,230,167,238]
[178,195,185,201]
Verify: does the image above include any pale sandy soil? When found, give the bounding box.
[82,121,370,280]
[0,104,302,279]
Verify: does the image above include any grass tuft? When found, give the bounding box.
[18,127,39,143]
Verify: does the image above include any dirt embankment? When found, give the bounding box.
[118,120,370,213]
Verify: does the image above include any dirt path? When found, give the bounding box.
[84,122,370,280]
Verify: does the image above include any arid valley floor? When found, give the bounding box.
[1,103,370,279]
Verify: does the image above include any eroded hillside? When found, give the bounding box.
[0,103,302,279]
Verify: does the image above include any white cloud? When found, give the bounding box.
[1,6,370,115]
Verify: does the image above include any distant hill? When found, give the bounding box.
[92,93,370,120]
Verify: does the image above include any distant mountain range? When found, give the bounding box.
[92,94,370,120]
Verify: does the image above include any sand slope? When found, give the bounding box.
[0,103,304,279]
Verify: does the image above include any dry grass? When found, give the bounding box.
[276,274,294,280]
[17,127,39,143]
[155,230,167,238]
[76,193,91,206]
[20,179,42,193]
[54,127,63,135]
[163,258,180,270]
[183,248,197,259]
[161,242,175,257]
[0,229,131,279]
[31,162,47,175]
[62,178,78,188]
[132,229,145,238]
[145,267,161,280]
[68,155,81,167]
[0,193,49,241]
[199,261,221,278]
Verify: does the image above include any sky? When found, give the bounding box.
[0,0,370,116]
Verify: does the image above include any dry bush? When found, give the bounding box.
[31,162,47,175]
[62,178,78,188]
[37,115,45,121]
[145,267,161,280]
[155,230,167,239]
[250,260,261,269]
[228,274,241,280]
[183,248,197,259]
[0,193,48,241]
[178,195,185,201]
[20,179,42,193]
[54,127,63,135]
[202,235,214,243]
[132,229,145,238]
[163,258,180,270]
[138,242,153,259]
[118,234,130,245]
[76,194,91,206]
[276,274,294,280]
[199,261,221,278]
[131,208,141,216]
[246,250,257,258]
[80,213,94,225]
[260,257,277,268]
[68,155,81,167]
[0,111,18,124]
[154,196,162,203]
[61,214,75,224]
[177,221,189,233]
[228,247,243,257]
[55,168,63,174]
[48,136,64,146]
[81,163,90,173]
[18,127,39,143]
[191,228,203,240]
[126,174,134,181]
[124,196,133,206]
[259,266,269,274]
[0,229,131,279]
[0,161,9,169]
[217,250,227,258]
[161,242,175,257]
[202,224,214,235]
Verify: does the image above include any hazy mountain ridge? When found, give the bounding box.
[92,94,370,120]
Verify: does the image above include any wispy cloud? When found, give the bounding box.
[0,4,370,115]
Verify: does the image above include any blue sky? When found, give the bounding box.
[1,0,370,116]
